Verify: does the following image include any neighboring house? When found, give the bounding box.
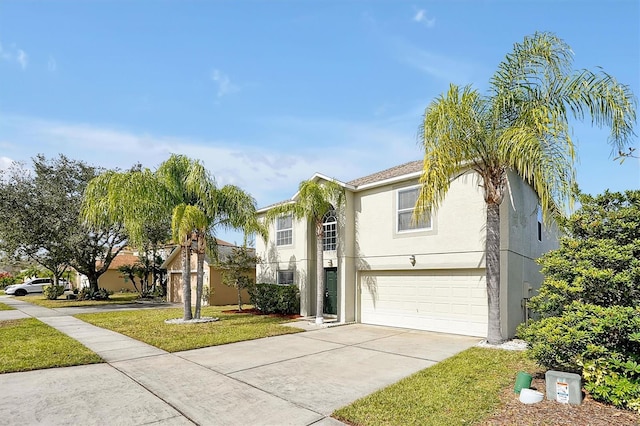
[76,246,173,293]
[162,239,255,307]
[256,160,558,339]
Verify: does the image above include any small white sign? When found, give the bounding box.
[556,381,569,404]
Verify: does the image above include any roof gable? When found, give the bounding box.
[258,160,424,211]
[347,160,423,188]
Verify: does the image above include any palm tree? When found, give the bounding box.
[265,179,344,324]
[416,32,636,344]
[82,154,262,321]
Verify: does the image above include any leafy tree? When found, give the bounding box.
[0,155,127,290]
[416,32,636,343]
[520,190,640,412]
[265,179,344,324]
[82,154,262,321]
[530,190,640,317]
[219,243,259,311]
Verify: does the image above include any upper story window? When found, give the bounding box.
[322,209,337,251]
[397,186,431,232]
[276,215,293,246]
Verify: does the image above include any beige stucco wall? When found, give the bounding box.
[165,250,253,307]
[257,213,314,316]
[499,171,560,337]
[354,171,486,271]
[97,270,137,293]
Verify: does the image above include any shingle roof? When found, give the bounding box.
[258,160,424,210]
[347,160,423,187]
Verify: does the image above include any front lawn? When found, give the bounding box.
[21,292,139,308]
[334,347,537,426]
[76,306,303,352]
[0,318,102,373]
[0,302,14,310]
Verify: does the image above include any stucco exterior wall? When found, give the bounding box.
[97,270,137,293]
[257,214,314,316]
[165,249,253,307]
[354,171,486,271]
[499,171,560,337]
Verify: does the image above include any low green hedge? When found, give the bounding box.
[248,283,300,315]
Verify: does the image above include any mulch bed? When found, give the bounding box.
[481,373,639,425]
[221,308,302,320]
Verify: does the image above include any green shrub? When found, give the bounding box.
[530,190,640,318]
[520,302,640,411]
[43,284,65,300]
[579,349,640,411]
[248,283,300,315]
[77,287,113,301]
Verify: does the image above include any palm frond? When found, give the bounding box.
[418,84,488,212]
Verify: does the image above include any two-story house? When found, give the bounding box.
[256,160,557,339]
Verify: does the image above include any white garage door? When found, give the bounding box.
[359,269,487,337]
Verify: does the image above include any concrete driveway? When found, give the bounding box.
[0,299,480,425]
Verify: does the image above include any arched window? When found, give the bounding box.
[322,209,337,251]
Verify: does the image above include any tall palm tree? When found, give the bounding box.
[416,32,636,344]
[82,154,262,321]
[266,179,344,324]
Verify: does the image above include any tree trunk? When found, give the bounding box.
[315,221,324,325]
[181,237,192,321]
[237,285,243,311]
[194,234,205,319]
[486,201,503,344]
[87,273,100,292]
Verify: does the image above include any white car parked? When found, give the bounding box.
[5,278,70,296]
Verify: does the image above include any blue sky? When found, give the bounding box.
[1,0,638,242]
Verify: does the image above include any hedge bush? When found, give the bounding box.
[519,302,640,411]
[43,284,65,300]
[77,287,113,301]
[248,283,300,315]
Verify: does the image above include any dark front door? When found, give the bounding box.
[324,267,338,315]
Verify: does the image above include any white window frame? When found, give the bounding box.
[322,209,337,252]
[277,270,294,285]
[276,215,293,246]
[396,185,431,233]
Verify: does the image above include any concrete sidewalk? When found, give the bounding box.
[0,296,480,425]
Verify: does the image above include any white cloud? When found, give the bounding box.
[0,42,28,69]
[0,156,15,171]
[0,112,423,208]
[413,9,436,28]
[211,69,240,98]
[16,49,28,69]
[48,56,57,72]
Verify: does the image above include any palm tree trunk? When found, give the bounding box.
[486,201,503,344]
[182,236,193,321]
[315,221,324,325]
[194,234,205,319]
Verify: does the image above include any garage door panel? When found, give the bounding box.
[360,270,487,337]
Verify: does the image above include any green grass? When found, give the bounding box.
[21,292,139,308]
[333,347,538,426]
[0,318,102,373]
[0,302,14,310]
[76,305,303,352]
